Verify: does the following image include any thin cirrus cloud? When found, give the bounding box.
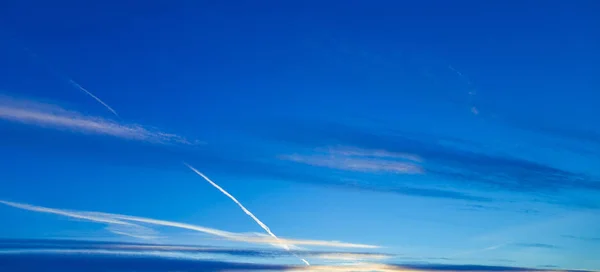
[0,251,593,272]
[104,224,163,241]
[511,243,559,250]
[0,95,194,145]
[263,119,600,201]
[0,239,590,271]
[1,239,588,271]
[280,146,423,174]
[0,200,379,250]
[324,146,423,162]
[561,235,600,242]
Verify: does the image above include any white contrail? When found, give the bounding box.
[18,45,117,117]
[448,65,473,86]
[184,163,310,266]
[68,79,118,117]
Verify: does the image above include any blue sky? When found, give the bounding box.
[0,1,599,271]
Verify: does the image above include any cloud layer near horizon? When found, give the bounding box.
[0,240,593,272]
[0,239,391,262]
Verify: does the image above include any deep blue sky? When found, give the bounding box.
[0,1,599,271]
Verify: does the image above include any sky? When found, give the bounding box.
[0,0,599,271]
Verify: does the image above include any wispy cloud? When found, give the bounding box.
[0,239,592,272]
[104,224,162,240]
[0,200,160,242]
[0,200,132,226]
[286,262,587,272]
[263,119,600,202]
[561,235,600,242]
[0,251,289,271]
[0,95,194,145]
[447,243,508,259]
[185,163,310,265]
[68,79,118,117]
[280,147,423,174]
[324,146,422,162]
[311,252,391,261]
[274,145,490,201]
[0,200,378,250]
[0,239,390,262]
[512,243,559,249]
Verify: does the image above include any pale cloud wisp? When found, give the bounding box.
[0,95,193,145]
[280,146,423,174]
[0,200,379,250]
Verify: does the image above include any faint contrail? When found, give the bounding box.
[18,45,119,117]
[448,65,472,85]
[184,163,310,266]
[447,242,508,258]
[68,79,118,117]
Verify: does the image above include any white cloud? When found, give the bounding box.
[0,249,217,261]
[280,147,423,174]
[325,146,422,162]
[0,95,195,145]
[0,200,379,250]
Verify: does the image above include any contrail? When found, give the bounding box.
[448,65,479,115]
[17,45,119,117]
[448,65,471,84]
[184,163,310,266]
[68,79,118,117]
[447,242,508,258]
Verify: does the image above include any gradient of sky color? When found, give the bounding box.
[0,1,599,271]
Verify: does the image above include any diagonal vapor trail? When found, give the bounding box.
[68,79,118,117]
[184,163,310,266]
[18,45,118,117]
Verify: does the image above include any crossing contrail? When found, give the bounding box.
[68,79,118,117]
[184,163,310,266]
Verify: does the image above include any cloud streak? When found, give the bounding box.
[262,119,600,201]
[0,239,592,271]
[0,95,193,145]
[561,235,600,242]
[0,239,391,262]
[0,200,378,250]
[184,163,310,266]
[281,146,423,174]
[511,243,559,249]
